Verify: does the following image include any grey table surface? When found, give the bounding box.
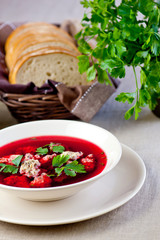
[0,1,160,239]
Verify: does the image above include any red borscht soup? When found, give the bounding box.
[0,136,107,188]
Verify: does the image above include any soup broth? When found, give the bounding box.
[0,136,107,188]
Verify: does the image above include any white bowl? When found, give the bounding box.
[0,120,122,201]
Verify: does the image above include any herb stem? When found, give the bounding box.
[132,65,139,101]
[91,55,94,64]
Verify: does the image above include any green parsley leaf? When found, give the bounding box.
[86,65,96,81]
[138,0,155,15]
[52,155,70,167]
[113,27,121,41]
[12,155,23,167]
[100,59,119,71]
[64,168,76,177]
[136,51,148,58]
[55,167,64,176]
[63,160,86,177]
[52,145,65,153]
[78,38,92,54]
[77,55,90,74]
[151,38,160,56]
[118,3,131,16]
[124,106,135,120]
[82,12,90,22]
[52,157,86,177]
[140,68,147,84]
[139,89,151,106]
[96,66,111,85]
[36,147,48,155]
[80,0,90,8]
[116,92,136,104]
[142,35,151,50]
[100,58,125,78]
[0,163,18,174]
[0,163,6,172]
[135,103,142,120]
[65,161,86,173]
[10,167,19,174]
[74,30,82,40]
[114,40,127,58]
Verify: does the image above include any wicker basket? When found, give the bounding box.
[0,22,83,122]
[0,91,76,122]
[0,21,80,123]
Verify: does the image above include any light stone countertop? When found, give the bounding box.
[0,1,160,239]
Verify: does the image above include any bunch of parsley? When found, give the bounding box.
[76,0,160,119]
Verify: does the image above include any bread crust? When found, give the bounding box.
[6,35,79,69]
[9,46,80,84]
[5,22,74,51]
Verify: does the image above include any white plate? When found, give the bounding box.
[0,144,146,226]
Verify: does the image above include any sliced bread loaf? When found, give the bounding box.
[6,37,79,70]
[5,22,74,52]
[9,47,88,87]
[6,32,71,61]
[6,22,89,87]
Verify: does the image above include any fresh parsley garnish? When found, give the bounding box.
[55,167,64,176]
[0,164,18,174]
[64,169,76,177]
[77,0,160,120]
[36,147,48,155]
[36,143,65,154]
[52,145,65,153]
[52,155,70,167]
[12,155,23,167]
[0,155,23,174]
[52,155,86,177]
[64,161,86,177]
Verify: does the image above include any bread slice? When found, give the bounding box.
[5,22,74,52]
[6,37,79,70]
[6,30,76,68]
[5,22,49,51]
[7,32,69,54]
[9,47,88,87]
